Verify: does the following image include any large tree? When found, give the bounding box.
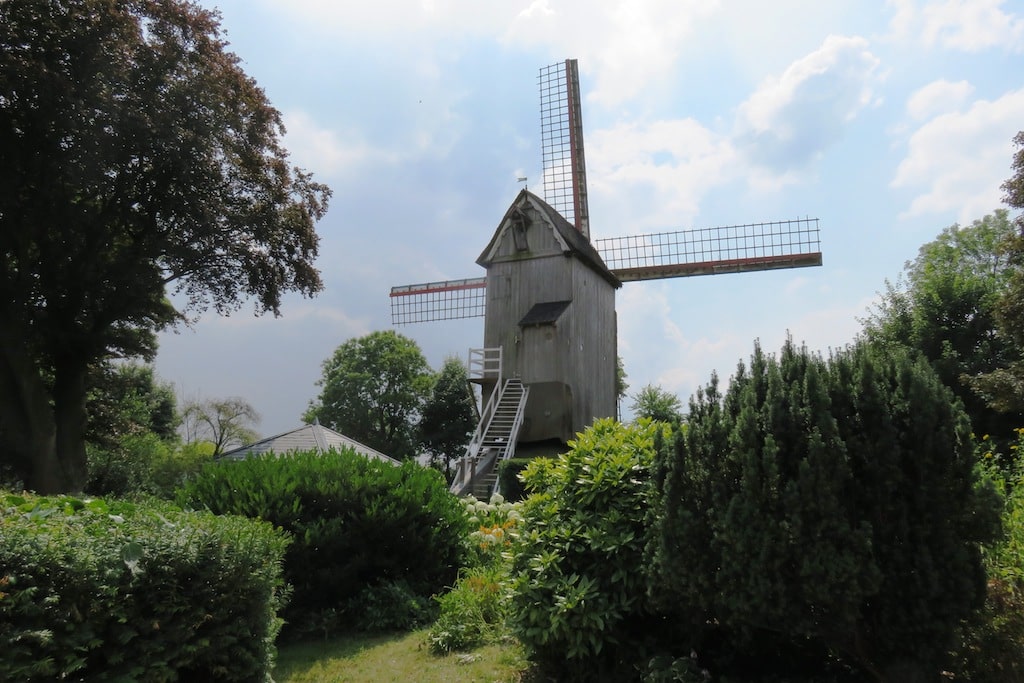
[967,131,1024,415]
[86,362,179,449]
[418,356,477,480]
[860,209,1020,440]
[0,0,330,492]
[304,331,433,459]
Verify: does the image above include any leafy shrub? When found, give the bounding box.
[176,448,469,638]
[347,580,437,632]
[429,564,510,653]
[86,431,172,496]
[497,458,531,501]
[952,428,1024,681]
[87,438,215,499]
[649,340,1002,682]
[508,419,666,681]
[0,492,289,682]
[428,494,520,653]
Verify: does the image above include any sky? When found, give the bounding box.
[155,0,1024,438]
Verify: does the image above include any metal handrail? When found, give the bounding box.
[488,384,530,497]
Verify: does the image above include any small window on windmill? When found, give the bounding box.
[519,300,571,328]
[510,209,529,252]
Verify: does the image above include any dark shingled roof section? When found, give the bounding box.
[519,300,572,327]
[478,189,622,289]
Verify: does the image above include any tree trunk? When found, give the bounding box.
[52,358,89,493]
[0,325,59,492]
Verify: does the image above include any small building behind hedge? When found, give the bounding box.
[220,421,400,465]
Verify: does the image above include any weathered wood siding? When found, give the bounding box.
[482,207,617,442]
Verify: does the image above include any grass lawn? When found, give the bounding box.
[273,630,537,683]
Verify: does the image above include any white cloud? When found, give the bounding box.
[282,110,385,177]
[581,35,884,235]
[282,99,465,179]
[735,35,882,171]
[905,79,974,120]
[587,119,738,233]
[505,0,718,106]
[248,0,520,39]
[890,0,1024,52]
[891,88,1024,221]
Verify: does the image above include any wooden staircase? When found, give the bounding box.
[450,377,529,498]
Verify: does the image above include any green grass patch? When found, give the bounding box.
[273,630,534,683]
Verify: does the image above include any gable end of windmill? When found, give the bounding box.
[477,189,621,290]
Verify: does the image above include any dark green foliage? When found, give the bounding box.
[497,457,531,501]
[176,448,469,638]
[87,362,180,448]
[87,439,215,499]
[419,356,477,481]
[0,492,289,682]
[0,0,329,493]
[87,431,174,497]
[861,210,1022,447]
[967,134,1024,417]
[305,331,433,459]
[649,340,1001,682]
[508,418,666,682]
[346,580,437,633]
[951,428,1024,681]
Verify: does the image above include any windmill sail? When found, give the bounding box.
[388,58,823,326]
[540,59,589,237]
[389,277,485,325]
[596,218,822,282]
[389,216,822,324]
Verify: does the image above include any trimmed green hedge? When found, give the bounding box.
[0,493,289,682]
[176,448,469,637]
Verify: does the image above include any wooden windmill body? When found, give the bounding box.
[390,60,822,497]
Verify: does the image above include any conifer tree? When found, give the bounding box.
[649,339,1001,682]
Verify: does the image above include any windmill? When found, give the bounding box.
[390,60,822,497]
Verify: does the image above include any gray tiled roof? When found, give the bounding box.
[219,422,400,465]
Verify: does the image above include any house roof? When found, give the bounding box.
[219,422,401,465]
[477,189,622,289]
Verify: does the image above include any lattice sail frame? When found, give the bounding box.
[539,59,589,238]
[390,277,486,325]
[596,218,822,282]
[389,220,822,324]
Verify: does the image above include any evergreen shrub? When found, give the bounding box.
[648,340,1001,682]
[176,448,468,637]
[0,492,289,682]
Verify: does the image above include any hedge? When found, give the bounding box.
[0,492,289,682]
[176,448,469,637]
